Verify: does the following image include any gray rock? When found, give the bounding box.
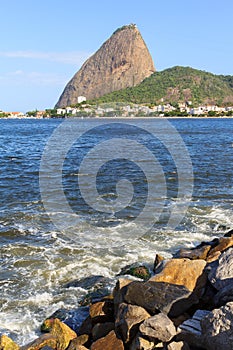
[208,247,233,290]
[177,309,210,348]
[201,301,233,350]
[123,281,199,317]
[139,313,176,342]
[115,303,150,343]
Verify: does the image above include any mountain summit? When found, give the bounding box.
[55,24,155,107]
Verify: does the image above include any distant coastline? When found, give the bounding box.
[1,101,233,120]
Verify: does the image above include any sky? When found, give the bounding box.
[0,0,233,112]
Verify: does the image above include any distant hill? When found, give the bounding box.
[88,66,233,106]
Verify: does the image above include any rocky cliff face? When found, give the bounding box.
[55,24,155,107]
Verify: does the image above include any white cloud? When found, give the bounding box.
[0,50,91,65]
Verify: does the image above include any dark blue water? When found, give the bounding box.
[0,117,233,343]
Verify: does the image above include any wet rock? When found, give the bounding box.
[207,236,233,262]
[115,303,150,343]
[123,281,199,317]
[153,254,165,273]
[89,300,114,323]
[150,258,207,293]
[65,275,114,306]
[0,335,19,350]
[208,247,233,290]
[201,301,233,350]
[92,322,115,341]
[224,229,233,237]
[167,341,190,350]
[129,333,155,350]
[21,334,57,350]
[176,245,211,260]
[64,275,113,290]
[177,309,210,348]
[40,318,77,350]
[43,307,89,334]
[90,330,124,350]
[139,313,176,342]
[118,264,151,280]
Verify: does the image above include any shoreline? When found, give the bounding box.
[1,231,233,350]
[1,115,233,120]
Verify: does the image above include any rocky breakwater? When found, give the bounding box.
[1,232,233,350]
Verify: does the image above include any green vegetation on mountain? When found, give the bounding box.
[87,66,233,106]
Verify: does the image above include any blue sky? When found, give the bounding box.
[0,0,233,112]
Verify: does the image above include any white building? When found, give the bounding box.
[77,96,86,104]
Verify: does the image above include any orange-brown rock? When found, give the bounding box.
[90,330,124,350]
[176,245,211,260]
[66,335,89,350]
[150,258,206,292]
[115,303,150,343]
[20,334,57,350]
[55,24,155,107]
[41,318,77,350]
[0,335,19,350]
[89,300,114,323]
[207,236,233,262]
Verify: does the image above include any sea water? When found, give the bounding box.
[1,117,233,344]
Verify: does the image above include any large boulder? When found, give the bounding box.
[139,313,176,342]
[208,247,233,290]
[123,281,199,317]
[150,258,207,293]
[201,301,233,350]
[115,303,150,343]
